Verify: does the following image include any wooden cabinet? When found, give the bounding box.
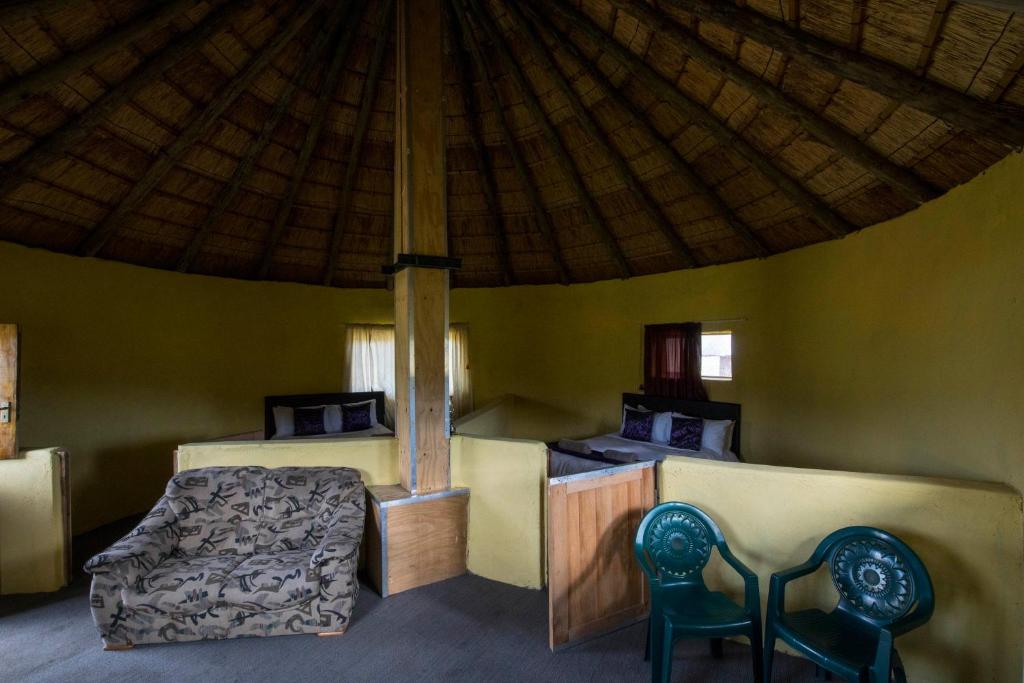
[365,485,469,597]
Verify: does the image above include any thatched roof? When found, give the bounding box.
[1,0,1021,288]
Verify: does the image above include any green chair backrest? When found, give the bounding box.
[634,502,728,588]
[820,526,934,627]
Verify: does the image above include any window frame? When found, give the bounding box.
[700,330,733,382]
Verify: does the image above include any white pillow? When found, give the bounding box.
[649,410,673,445]
[701,418,734,456]
[272,406,294,438]
[324,405,343,433]
[342,399,378,428]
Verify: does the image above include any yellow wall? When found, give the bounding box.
[0,448,68,594]
[175,437,400,485]
[660,457,1023,683]
[0,242,392,532]
[451,434,548,589]
[455,152,1024,494]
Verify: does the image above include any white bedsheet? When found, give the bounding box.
[271,424,394,440]
[548,433,737,478]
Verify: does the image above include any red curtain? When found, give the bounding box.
[643,323,708,400]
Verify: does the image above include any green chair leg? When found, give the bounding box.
[750,622,764,683]
[763,626,776,683]
[661,622,674,683]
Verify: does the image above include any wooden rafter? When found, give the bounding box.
[502,1,697,268]
[657,0,1024,147]
[451,0,570,284]
[446,3,513,286]
[540,0,852,238]
[177,0,353,274]
[0,0,244,200]
[0,0,202,112]
[521,4,770,259]
[323,0,394,287]
[75,1,324,258]
[466,0,633,278]
[603,0,939,205]
[914,0,952,77]
[256,2,363,280]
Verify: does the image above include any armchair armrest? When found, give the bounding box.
[720,547,760,614]
[84,497,179,588]
[767,558,821,617]
[310,487,366,578]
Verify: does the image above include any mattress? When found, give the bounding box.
[548,432,737,478]
[270,424,394,440]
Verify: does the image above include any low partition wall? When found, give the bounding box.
[0,448,70,594]
[451,434,548,589]
[175,437,400,486]
[660,458,1023,682]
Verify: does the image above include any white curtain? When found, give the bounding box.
[448,324,473,420]
[344,324,473,425]
[344,324,396,427]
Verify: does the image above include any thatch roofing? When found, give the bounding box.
[0,0,1021,288]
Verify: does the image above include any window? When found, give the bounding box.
[344,324,472,424]
[700,331,732,381]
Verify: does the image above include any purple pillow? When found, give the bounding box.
[342,402,373,432]
[669,416,703,451]
[621,408,654,442]
[294,407,326,436]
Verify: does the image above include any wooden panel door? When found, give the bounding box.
[548,465,656,650]
[0,323,17,459]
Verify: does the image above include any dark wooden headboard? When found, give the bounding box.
[264,391,388,439]
[622,393,742,459]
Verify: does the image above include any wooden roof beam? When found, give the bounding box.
[0,0,203,112]
[502,1,697,269]
[76,1,325,258]
[446,3,513,286]
[451,0,570,285]
[0,0,245,200]
[256,2,364,280]
[538,0,852,238]
[521,4,770,259]
[176,0,353,274]
[658,0,1024,147]
[603,0,939,205]
[323,0,394,287]
[466,0,633,279]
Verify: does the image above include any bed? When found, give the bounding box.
[264,391,393,440]
[548,393,741,478]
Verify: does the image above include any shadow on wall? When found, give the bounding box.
[456,394,605,442]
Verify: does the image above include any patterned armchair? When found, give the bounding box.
[84,466,365,649]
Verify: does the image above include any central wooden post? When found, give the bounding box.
[393,0,449,494]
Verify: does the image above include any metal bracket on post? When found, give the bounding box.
[0,401,10,424]
[382,253,462,275]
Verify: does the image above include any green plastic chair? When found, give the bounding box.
[635,502,762,683]
[764,527,934,683]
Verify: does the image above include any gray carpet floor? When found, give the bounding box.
[1,574,818,682]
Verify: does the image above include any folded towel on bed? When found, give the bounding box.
[557,439,593,455]
[603,449,637,463]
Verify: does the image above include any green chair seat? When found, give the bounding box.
[661,588,753,634]
[777,609,881,679]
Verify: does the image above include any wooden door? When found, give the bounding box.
[548,464,656,650]
[0,323,17,459]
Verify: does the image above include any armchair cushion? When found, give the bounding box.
[218,550,321,610]
[165,467,266,556]
[124,555,242,615]
[256,467,363,552]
